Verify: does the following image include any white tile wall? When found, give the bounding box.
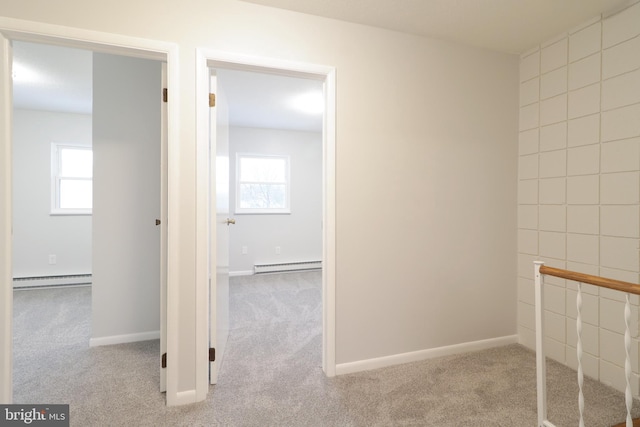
[600,172,639,204]
[518,205,538,229]
[601,205,640,238]
[600,236,640,271]
[519,128,539,155]
[566,233,599,265]
[567,145,599,176]
[518,3,640,396]
[539,177,566,204]
[520,51,540,82]
[519,103,539,131]
[539,231,566,259]
[539,205,566,232]
[567,320,600,356]
[567,175,599,204]
[601,103,640,141]
[540,122,567,151]
[518,179,538,204]
[541,39,568,73]
[566,205,599,234]
[520,77,539,106]
[540,94,567,125]
[568,83,600,119]
[541,67,567,99]
[566,348,600,379]
[603,36,640,79]
[518,229,538,255]
[568,53,600,90]
[539,150,566,177]
[602,2,640,48]
[601,138,640,172]
[602,68,640,110]
[545,284,566,315]
[567,114,600,147]
[518,154,538,179]
[569,22,601,62]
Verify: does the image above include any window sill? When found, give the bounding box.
[234,210,291,215]
[50,210,92,216]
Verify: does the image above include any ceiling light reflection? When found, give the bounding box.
[290,91,324,115]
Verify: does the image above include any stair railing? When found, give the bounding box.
[534,261,640,427]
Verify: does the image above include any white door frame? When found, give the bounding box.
[0,17,181,405]
[194,48,337,400]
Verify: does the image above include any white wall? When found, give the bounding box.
[228,127,322,274]
[91,52,161,343]
[0,0,519,398]
[517,1,640,395]
[12,109,92,278]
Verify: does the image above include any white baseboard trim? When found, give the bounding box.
[335,334,518,376]
[89,330,160,347]
[229,270,253,277]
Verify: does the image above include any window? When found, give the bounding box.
[236,154,290,214]
[51,143,93,215]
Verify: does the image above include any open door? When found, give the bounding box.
[0,33,13,404]
[209,71,230,384]
[160,62,168,392]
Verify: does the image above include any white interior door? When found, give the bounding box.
[160,62,168,392]
[91,53,162,346]
[0,33,13,404]
[209,71,230,384]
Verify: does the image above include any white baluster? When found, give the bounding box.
[625,293,632,427]
[577,282,584,427]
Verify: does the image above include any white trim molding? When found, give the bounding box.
[0,33,13,405]
[335,335,519,376]
[89,331,161,347]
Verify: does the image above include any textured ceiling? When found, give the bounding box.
[241,0,631,53]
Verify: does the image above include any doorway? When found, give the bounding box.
[11,40,164,400]
[195,50,337,397]
[0,25,176,404]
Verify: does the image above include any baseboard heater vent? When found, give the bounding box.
[13,274,92,289]
[254,261,322,275]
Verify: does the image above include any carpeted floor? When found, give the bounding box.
[12,272,640,426]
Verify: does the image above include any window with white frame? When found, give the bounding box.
[236,154,290,214]
[51,143,93,215]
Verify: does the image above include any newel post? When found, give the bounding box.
[534,261,547,427]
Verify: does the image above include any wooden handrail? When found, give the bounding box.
[539,265,640,296]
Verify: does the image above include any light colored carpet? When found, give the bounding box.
[12,272,639,426]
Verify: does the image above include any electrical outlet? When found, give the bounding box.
[275,246,281,255]
[49,254,57,265]
[241,246,248,255]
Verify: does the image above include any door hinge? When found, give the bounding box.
[162,352,167,369]
[163,88,168,103]
[209,93,216,108]
[209,348,215,362]
[155,219,161,226]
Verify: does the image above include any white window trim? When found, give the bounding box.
[235,153,291,215]
[50,142,93,216]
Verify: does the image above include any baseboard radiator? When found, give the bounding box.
[13,274,92,289]
[254,260,321,275]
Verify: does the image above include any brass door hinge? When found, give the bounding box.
[209,348,215,362]
[162,352,167,368]
[209,93,216,107]
[163,88,168,103]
